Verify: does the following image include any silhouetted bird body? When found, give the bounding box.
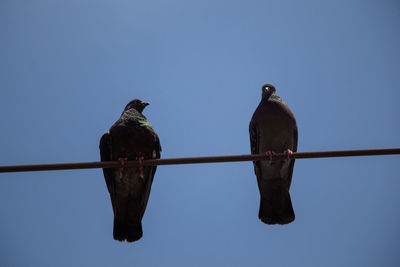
[100,99,161,242]
[249,84,298,225]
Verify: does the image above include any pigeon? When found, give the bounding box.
[100,99,161,242]
[249,84,298,225]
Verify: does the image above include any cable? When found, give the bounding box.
[0,148,399,173]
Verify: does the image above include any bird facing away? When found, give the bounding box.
[100,99,161,242]
[249,84,298,225]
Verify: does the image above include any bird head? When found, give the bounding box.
[261,84,276,100]
[123,99,149,113]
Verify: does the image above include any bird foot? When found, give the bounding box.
[283,149,293,159]
[118,157,128,179]
[136,156,145,179]
[265,151,276,161]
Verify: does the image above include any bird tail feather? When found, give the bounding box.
[113,216,143,242]
[259,178,295,225]
[113,195,143,242]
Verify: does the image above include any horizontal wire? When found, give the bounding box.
[0,148,399,173]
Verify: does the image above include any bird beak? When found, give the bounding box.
[143,102,149,106]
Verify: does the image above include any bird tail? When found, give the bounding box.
[113,216,143,242]
[112,195,143,242]
[259,178,295,225]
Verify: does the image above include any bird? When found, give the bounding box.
[99,99,161,242]
[249,84,298,225]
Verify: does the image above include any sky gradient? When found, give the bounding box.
[1,1,399,266]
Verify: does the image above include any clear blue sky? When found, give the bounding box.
[1,1,399,266]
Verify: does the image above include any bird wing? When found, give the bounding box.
[139,129,161,219]
[287,125,298,189]
[249,117,260,175]
[140,165,156,219]
[99,132,116,211]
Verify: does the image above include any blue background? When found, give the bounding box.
[1,1,399,266]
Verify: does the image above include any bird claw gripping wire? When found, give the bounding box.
[266,151,276,161]
[283,149,293,159]
[136,156,145,179]
[118,157,128,179]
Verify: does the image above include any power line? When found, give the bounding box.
[0,148,399,173]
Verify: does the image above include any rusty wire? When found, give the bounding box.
[0,148,399,173]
